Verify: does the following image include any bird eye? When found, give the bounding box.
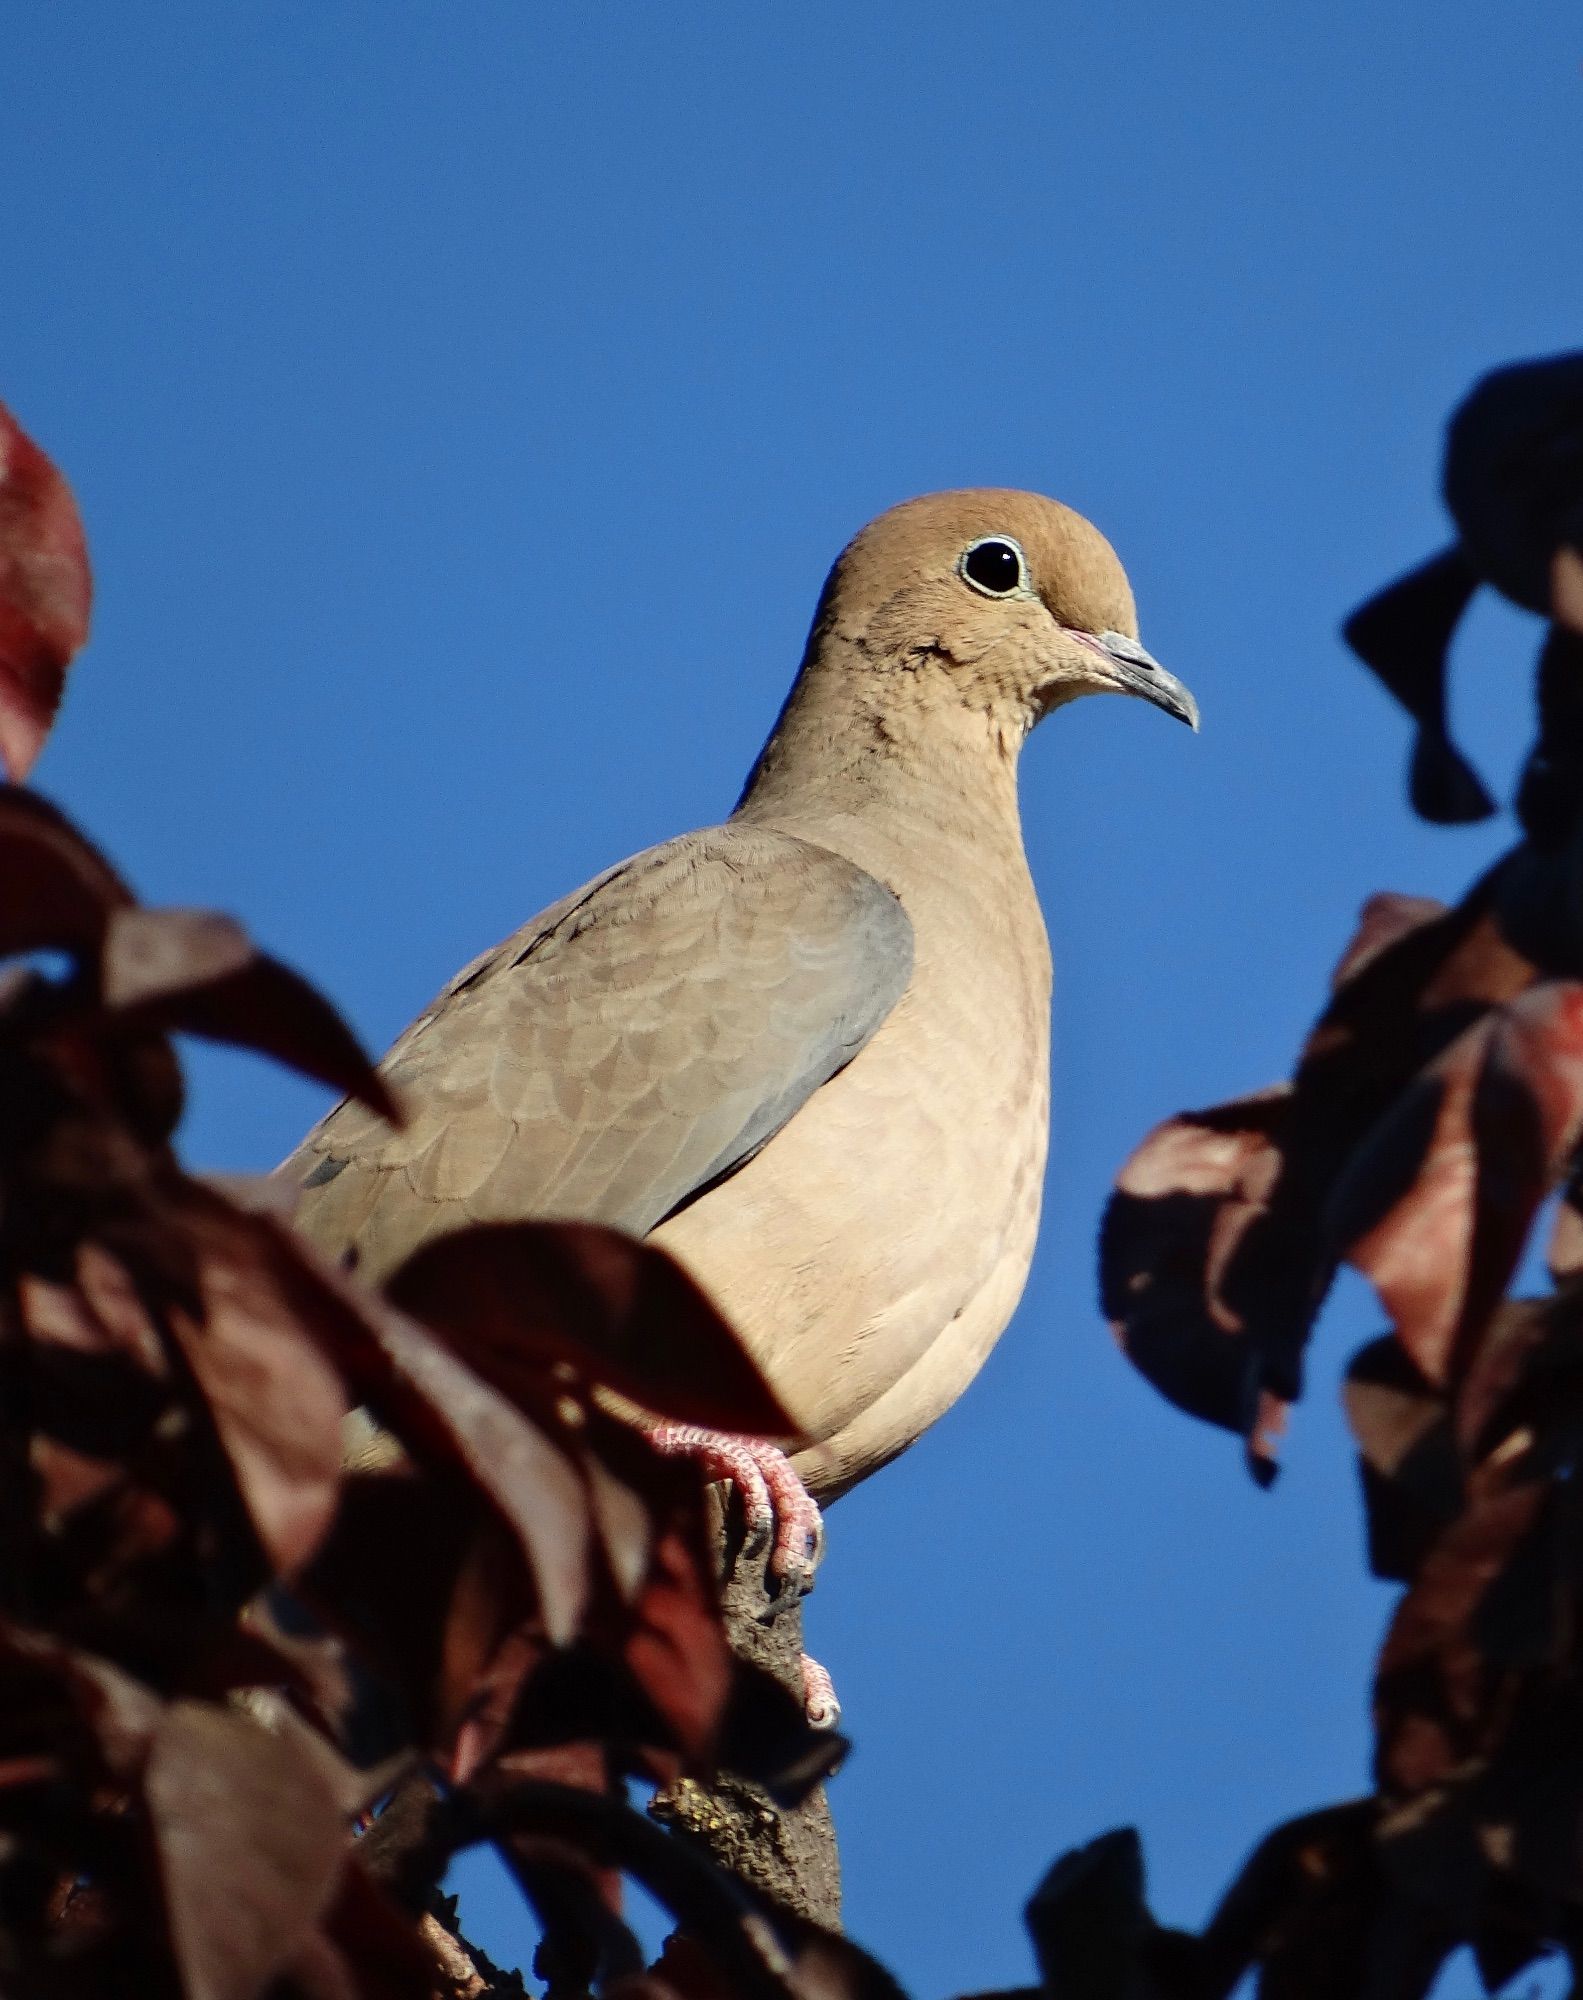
[959,536,1027,598]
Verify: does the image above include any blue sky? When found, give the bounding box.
[4,5,1580,1992]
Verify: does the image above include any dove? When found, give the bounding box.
[286,488,1197,1601]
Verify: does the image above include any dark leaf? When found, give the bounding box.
[0,788,131,960]
[1328,894,1451,992]
[1341,547,1492,824]
[298,1472,528,1762]
[1342,1338,1461,1584]
[1100,1089,1292,1439]
[1554,545,1583,633]
[0,403,91,782]
[386,1222,796,1438]
[1443,350,1583,614]
[282,1233,593,1646]
[0,1623,162,1780]
[1374,1480,1550,1794]
[119,1195,349,1578]
[144,1701,350,2000]
[1024,1829,1186,2000]
[769,1915,910,2000]
[102,908,399,1124]
[1103,877,1533,1463]
[715,1659,847,1808]
[622,1520,731,1762]
[1334,983,1583,1387]
[309,1858,459,2000]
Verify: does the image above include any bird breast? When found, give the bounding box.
[651,807,1052,1493]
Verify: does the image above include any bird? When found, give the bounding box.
[285,488,1197,1607]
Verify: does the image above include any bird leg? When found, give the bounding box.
[648,1424,825,1600]
[648,1425,838,1730]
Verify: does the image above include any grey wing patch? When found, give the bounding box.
[283,823,913,1279]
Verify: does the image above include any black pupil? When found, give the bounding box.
[964,540,1021,594]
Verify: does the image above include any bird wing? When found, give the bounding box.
[284,822,914,1280]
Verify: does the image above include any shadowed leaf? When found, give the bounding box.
[385,1221,797,1438]
[1101,1089,1291,1444]
[282,1232,594,1646]
[1342,548,1491,825]
[144,1701,349,2000]
[0,788,130,959]
[102,907,399,1124]
[1342,1339,1460,1584]
[1333,983,1583,1386]
[158,1194,351,1577]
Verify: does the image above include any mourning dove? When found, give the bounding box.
[286,489,1196,1587]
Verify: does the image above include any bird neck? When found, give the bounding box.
[732,649,1031,856]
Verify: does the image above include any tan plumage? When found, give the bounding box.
[286,489,1196,1498]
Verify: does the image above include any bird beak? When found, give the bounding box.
[1074,630,1200,730]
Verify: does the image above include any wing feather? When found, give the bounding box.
[284,823,913,1281]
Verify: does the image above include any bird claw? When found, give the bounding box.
[800,1652,841,1731]
[649,1424,825,1604]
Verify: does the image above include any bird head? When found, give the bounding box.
[811,488,1198,734]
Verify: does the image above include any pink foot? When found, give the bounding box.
[649,1425,825,1602]
[800,1653,840,1731]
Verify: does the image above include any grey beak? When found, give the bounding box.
[1083,630,1200,730]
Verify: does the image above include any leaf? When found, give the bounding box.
[1328,894,1451,992]
[622,1521,732,1761]
[0,403,91,782]
[0,787,131,960]
[1101,1088,1292,1443]
[1342,1338,1461,1584]
[1333,983,1583,1387]
[159,1195,351,1577]
[281,1230,593,1646]
[102,907,399,1124]
[0,1624,162,1781]
[1443,350,1583,614]
[144,1700,349,2000]
[1374,1480,1550,1795]
[1104,880,1539,1464]
[1341,547,1491,825]
[1195,1801,1389,2000]
[1553,546,1583,634]
[1022,1829,1203,2000]
[714,1659,847,1807]
[286,1860,447,2000]
[385,1222,796,1438]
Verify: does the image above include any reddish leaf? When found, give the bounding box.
[299,1473,526,1759]
[1101,1087,1292,1439]
[1374,1479,1550,1796]
[159,1196,350,1577]
[0,1624,162,1781]
[623,1523,731,1761]
[306,1858,448,2000]
[102,907,399,1124]
[1554,545,1583,634]
[282,1229,594,1645]
[0,403,91,781]
[1335,984,1583,1386]
[1342,1337,1460,1584]
[1329,894,1451,992]
[1105,879,1540,1461]
[385,1222,796,1438]
[0,787,130,959]
[144,1701,349,2000]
